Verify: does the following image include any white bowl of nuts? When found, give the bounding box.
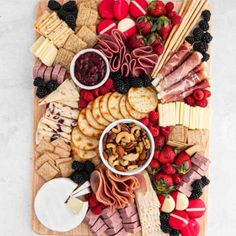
[99,119,155,176]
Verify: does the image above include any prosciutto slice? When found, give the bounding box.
[157,52,203,92]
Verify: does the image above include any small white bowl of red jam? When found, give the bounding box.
[70,48,110,90]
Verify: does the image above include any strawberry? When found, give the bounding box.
[155,173,173,186]
[165,2,174,13]
[147,33,162,48]
[173,173,182,185]
[149,111,159,123]
[195,99,208,108]
[140,117,149,126]
[150,159,161,169]
[136,16,153,36]
[203,89,211,98]
[193,89,204,101]
[153,149,160,160]
[154,44,165,56]
[154,134,165,148]
[160,126,171,137]
[156,16,173,40]
[175,151,191,175]
[172,15,182,25]
[128,34,146,49]
[91,205,102,215]
[158,145,175,164]
[148,124,159,137]
[185,95,195,106]
[163,163,176,175]
[148,1,166,17]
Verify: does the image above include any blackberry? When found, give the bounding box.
[193,27,204,41]
[170,229,180,236]
[48,0,61,11]
[199,20,209,31]
[202,10,211,22]
[160,222,172,233]
[160,212,170,222]
[81,171,89,181]
[190,188,203,199]
[191,179,203,191]
[185,36,195,45]
[46,80,59,93]
[129,77,144,88]
[110,71,123,81]
[71,9,78,18]
[201,176,210,187]
[33,77,44,87]
[201,32,213,43]
[141,74,152,87]
[62,0,77,12]
[70,171,85,185]
[114,79,130,94]
[72,161,84,171]
[57,8,68,20]
[202,52,210,62]
[193,42,208,54]
[84,161,95,174]
[36,86,48,98]
[65,14,76,30]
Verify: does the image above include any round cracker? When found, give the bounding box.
[125,96,149,119]
[86,102,105,130]
[92,96,110,126]
[72,146,97,161]
[128,87,158,113]
[72,127,98,151]
[108,92,123,120]
[78,109,102,137]
[100,93,116,122]
[119,95,132,119]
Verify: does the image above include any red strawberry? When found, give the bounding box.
[153,149,160,160]
[149,111,159,123]
[148,1,166,17]
[165,2,174,12]
[78,98,88,109]
[193,89,204,101]
[128,34,146,49]
[203,89,211,98]
[99,86,109,95]
[113,0,129,20]
[147,33,162,48]
[195,99,208,108]
[136,16,153,36]
[104,78,114,90]
[148,124,159,137]
[154,134,165,147]
[91,205,102,215]
[185,95,195,106]
[158,145,175,164]
[172,15,182,25]
[163,163,176,175]
[173,173,182,185]
[156,16,173,40]
[140,117,149,126]
[155,172,174,186]
[175,151,191,175]
[92,88,100,97]
[150,159,160,169]
[160,126,171,137]
[154,44,165,56]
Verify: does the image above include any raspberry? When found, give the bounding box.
[195,99,208,108]
[149,111,159,123]
[165,2,174,12]
[100,203,107,209]
[88,193,99,208]
[91,205,102,215]
[160,127,171,137]
[80,90,94,102]
[140,117,149,126]
[99,86,109,95]
[78,98,88,109]
[148,124,159,137]
[84,193,91,201]
[104,78,114,90]
[203,89,211,98]
[193,89,204,101]
[153,149,160,160]
[168,11,176,19]
[185,96,195,106]
[172,15,181,25]
[154,44,165,56]
[91,88,100,97]
[149,159,160,169]
[155,134,165,147]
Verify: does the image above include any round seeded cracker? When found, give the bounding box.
[108,92,123,120]
[119,95,132,119]
[100,93,116,122]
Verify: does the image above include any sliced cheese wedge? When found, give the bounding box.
[30,36,45,54]
[183,104,190,127]
[41,43,58,66]
[35,38,50,58]
[66,196,84,214]
[175,102,180,125]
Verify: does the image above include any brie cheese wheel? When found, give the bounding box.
[34,178,88,232]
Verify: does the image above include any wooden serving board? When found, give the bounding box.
[31,0,210,235]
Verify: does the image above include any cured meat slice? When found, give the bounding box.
[157,52,203,92]
[44,66,53,82]
[32,60,42,78]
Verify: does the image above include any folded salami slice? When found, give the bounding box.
[157,52,203,92]
[44,66,53,82]
[32,61,42,78]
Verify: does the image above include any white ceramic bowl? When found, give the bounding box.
[70,48,110,90]
[99,119,155,176]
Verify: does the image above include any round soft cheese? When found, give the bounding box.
[181,219,200,236]
[97,19,117,35]
[185,199,206,219]
[34,178,88,232]
[129,0,148,19]
[158,194,175,213]
[171,191,189,211]
[169,210,189,230]
[117,18,136,39]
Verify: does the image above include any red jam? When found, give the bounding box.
[74,52,107,86]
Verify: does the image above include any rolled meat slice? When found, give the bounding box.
[159,70,207,102]
[121,53,132,77]
[166,79,210,102]
[157,52,203,92]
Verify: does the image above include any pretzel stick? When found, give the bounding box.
[152,0,201,80]
[165,0,208,63]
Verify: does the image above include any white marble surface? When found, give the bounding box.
[0,0,235,235]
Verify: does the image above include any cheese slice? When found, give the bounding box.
[175,102,180,125]
[158,103,163,126]
[34,38,50,58]
[66,196,84,214]
[39,80,80,105]
[183,104,189,127]
[199,108,204,129]
[41,43,58,66]
[171,103,176,126]
[179,102,184,125]
[57,100,79,109]
[30,36,45,54]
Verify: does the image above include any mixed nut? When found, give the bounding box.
[102,123,151,172]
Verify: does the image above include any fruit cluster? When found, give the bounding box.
[48,0,78,30]
[33,77,59,98]
[190,176,210,199]
[70,160,95,185]
[186,10,212,62]
[85,193,106,215]
[78,79,115,109]
[185,88,211,108]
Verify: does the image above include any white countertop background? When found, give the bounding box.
[0,0,235,235]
